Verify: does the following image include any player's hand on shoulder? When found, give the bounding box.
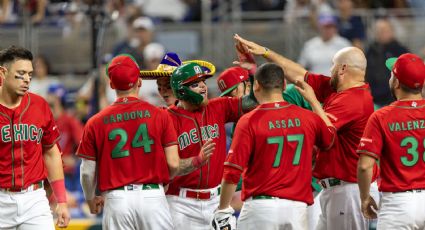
[88,195,104,214]
[361,195,378,219]
[55,203,71,228]
[211,206,236,230]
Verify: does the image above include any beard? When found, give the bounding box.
[330,74,339,91]
[389,85,397,101]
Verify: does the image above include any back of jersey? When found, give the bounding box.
[78,97,177,192]
[227,102,333,204]
[365,100,425,192]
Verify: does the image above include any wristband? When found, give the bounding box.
[191,155,203,168]
[262,47,270,58]
[50,179,67,203]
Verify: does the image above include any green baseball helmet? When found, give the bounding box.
[171,62,213,105]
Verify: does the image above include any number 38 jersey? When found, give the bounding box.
[76,97,178,192]
[357,100,425,192]
[223,102,335,205]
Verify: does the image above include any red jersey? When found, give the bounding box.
[76,97,177,192]
[357,100,425,192]
[0,93,60,189]
[56,112,84,173]
[166,97,242,195]
[223,102,335,204]
[306,73,378,182]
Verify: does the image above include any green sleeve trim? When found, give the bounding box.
[357,150,379,159]
[224,162,244,171]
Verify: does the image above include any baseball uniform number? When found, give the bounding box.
[267,134,305,167]
[400,136,425,167]
[108,123,154,159]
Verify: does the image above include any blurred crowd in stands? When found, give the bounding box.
[1,0,425,220]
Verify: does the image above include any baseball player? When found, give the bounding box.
[166,62,257,230]
[140,52,217,108]
[212,63,336,229]
[357,53,425,229]
[235,34,379,230]
[0,46,70,229]
[77,54,214,230]
[217,66,250,98]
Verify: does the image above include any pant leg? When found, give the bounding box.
[316,183,371,230]
[137,187,173,230]
[167,195,210,230]
[238,199,307,230]
[16,189,54,230]
[308,192,321,230]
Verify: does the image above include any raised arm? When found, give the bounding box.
[234,34,307,83]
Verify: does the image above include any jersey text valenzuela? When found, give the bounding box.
[103,110,151,124]
[388,119,425,132]
[1,124,43,143]
[268,118,301,130]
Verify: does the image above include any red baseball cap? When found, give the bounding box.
[217,67,249,97]
[385,53,425,89]
[107,54,141,90]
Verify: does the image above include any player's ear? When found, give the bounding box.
[138,78,142,87]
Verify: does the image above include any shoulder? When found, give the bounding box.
[27,92,48,104]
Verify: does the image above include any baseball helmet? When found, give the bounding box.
[171,62,213,105]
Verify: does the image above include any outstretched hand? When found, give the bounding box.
[233,34,267,57]
[192,139,216,168]
[233,39,257,75]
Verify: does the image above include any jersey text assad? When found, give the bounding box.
[268,118,301,130]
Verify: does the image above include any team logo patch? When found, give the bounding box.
[218,79,227,91]
[412,101,417,107]
[194,65,203,74]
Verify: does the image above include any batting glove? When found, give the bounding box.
[211,207,236,230]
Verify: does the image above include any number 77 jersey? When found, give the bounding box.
[357,100,425,192]
[76,97,178,192]
[224,102,335,205]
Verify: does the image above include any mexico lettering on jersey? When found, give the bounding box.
[305,73,378,182]
[357,100,425,192]
[76,97,177,192]
[223,101,335,205]
[0,93,60,189]
[166,97,242,195]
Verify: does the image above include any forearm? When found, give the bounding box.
[43,144,67,203]
[265,50,307,83]
[357,157,374,200]
[310,100,333,127]
[218,181,237,210]
[80,159,97,201]
[43,144,65,181]
[176,157,198,176]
